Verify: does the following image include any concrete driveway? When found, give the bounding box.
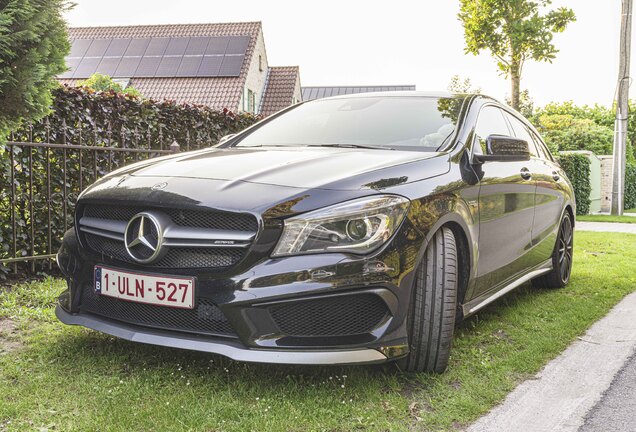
[576,221,636,234]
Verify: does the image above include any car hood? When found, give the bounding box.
[123,146,448,190]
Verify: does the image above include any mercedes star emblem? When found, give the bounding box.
[124,212,164,263]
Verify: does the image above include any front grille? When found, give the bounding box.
[79,204,258,270]
[269,293,390,337]
[84,235,245,269]
[80,284,236,337]
[83,205,258,232]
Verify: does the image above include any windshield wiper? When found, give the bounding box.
[308,143,394,151]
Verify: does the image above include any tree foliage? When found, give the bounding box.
[531,101,636,162]
[458,0,575,110]
[0,0,71,138]
[447,75,481,94]
[77,73,142,98]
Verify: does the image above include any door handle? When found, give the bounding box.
[552,171,560,181]
[520,167,532,180]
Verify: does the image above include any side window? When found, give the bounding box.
[504,113,539,158]
[473,106,511,154]
[531,132,554,161]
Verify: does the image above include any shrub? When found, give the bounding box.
[77,73,142,98]
[557,153,591,215]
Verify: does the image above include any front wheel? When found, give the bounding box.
[532,212,574,289]
[397,227,458,373]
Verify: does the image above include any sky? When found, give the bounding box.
[64,0,627,108]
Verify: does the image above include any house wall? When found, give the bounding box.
[238,29,268,113]
[599,155,613,213]
[292,74,302,104]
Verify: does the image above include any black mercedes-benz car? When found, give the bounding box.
[56,92,575,373]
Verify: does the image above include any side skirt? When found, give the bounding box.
[462,259,552,317]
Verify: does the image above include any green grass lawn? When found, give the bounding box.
[1,232,635,431]
[577,214,636,223]
[626,208,636,213]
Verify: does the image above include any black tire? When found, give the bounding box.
[532,212,574,289]
[398,227,458,373]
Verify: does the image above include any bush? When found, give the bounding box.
[77,73,142,98]
[557,153,591,215]
[1,85,259,275]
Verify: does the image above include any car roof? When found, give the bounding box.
[314,90,487,101]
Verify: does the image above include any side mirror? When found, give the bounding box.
[474,135,531,163]
[218,133,236,144]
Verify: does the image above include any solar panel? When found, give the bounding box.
[125,38,150,56]
[72,57,101,78]
[218,55,244,76]
[144,38,169,56]
[135,56,162,77]
[185,37,210,55]
[59,57,81,78]
[226,36,249,55]
[205,37,230,55]
[164,37,189,56]
[176,56,203,77]
[155,56,182,77]
[105,38,131,57]
[96,57,122,76]
[114,56,142,77]
[61,35,250,79]
[84,39,111,57]
[197,55,223,76]
[70,39,92,58]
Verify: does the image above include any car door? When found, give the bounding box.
[473,105,537,296]
[502,111,564,267]
[528,130,568,264]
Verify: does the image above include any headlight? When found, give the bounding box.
[272,195,410,257]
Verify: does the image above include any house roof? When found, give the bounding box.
[301,85,416,101]
[259,66,300,116]
[58,22,262,110]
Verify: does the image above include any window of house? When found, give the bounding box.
[247,89,255,113]
[259,55,263,72]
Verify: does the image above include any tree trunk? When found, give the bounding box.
[510,63,520,111]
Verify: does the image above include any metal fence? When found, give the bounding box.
[0,119,186,273]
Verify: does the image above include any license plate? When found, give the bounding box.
[94,266,195,309]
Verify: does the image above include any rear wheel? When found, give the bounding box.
[397,227,457,373]
[532,212,574,289]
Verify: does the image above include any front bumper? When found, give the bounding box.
[56,305,388,365]
[56,207,421,365]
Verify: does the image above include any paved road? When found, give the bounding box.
[467,291,636,432]
[580,350,636,432]
[576,221,636,233]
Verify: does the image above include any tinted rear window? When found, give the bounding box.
[236,96,465,151]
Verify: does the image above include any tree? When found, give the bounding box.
[77,73,142,98]
[458,0,575,110]
[0,0,71,138]
[506,89,534,117]
[447,75,481,94]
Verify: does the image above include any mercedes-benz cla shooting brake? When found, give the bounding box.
[56,92,575,373]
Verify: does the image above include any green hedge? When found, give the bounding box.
[626,163,636,210]
[557,153,591,215]
[1,85,259,275]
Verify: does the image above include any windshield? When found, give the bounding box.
[235,96,464,151]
